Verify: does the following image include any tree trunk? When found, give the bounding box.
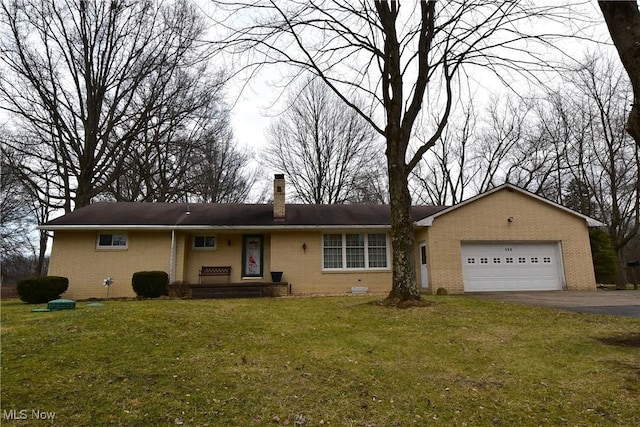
[75,175,94,209]
[386,149,420,301]
[615,250,629,289]
[36,229,48,276]
[598,1,640,146]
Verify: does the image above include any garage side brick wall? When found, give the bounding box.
[426,189,596,293]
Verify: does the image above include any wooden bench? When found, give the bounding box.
[198,266,231,284]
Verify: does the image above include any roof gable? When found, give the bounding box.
[415,183,604,227]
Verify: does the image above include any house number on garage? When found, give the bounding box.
[504,247,513,252]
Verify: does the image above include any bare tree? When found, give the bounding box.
[410,105,478,206]
[187,114,256,204]
[411,95,559,205]
[501,93,574,202]
[598,0,640,145]
[264,77,383,204]
[215,0,587,301]
[1,131,57,275]
[349,158,389,204]
[103,78,255,204]
[0,0,214,211]
[0,142,36,261]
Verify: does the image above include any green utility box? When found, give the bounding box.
[47,299,76,311]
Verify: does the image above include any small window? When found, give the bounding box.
[531,257,539,263]
[518,257,526,264]
[493,257,501,264]
[480,257,488,264]
[543,257,551,263]
[98,233,127,248]
[467,258,476,264]
[506,257,514,264]
[194,236,216,249]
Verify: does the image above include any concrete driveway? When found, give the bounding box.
[469,289,640,318]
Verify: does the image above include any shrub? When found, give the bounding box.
[436,287,448,296]
[131,271,169,298]
[16,276,69,304]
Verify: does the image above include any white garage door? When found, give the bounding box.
[461,242,564,292]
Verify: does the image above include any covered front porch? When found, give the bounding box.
[174,232,274,285]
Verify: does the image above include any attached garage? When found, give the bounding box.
[415,184,603,294]
[460,241,564,292]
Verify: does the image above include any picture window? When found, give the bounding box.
[323,233,388,270]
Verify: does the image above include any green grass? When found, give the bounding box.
[1,295,639,426]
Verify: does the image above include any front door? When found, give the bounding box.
[242,235,264,278]
[420,242,428,288]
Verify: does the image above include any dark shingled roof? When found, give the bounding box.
[43,202,448,228]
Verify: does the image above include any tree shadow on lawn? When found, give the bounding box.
[369,297,436,309]
[597,333,640,348]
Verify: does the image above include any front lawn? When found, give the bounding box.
[1,295,638,426]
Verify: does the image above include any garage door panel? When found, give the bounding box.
[461,242,564,292]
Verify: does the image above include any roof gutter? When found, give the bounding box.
[39,224,396,231]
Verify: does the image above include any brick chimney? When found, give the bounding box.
[273,174,285,221]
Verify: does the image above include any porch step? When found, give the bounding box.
[190,283,288,299]
[191,286,262,299]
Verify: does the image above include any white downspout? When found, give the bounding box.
[170,229,177,283]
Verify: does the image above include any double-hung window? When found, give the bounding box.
[323,234,343,269]
[367,234,388,268]
[323,233,388,270]
[346,234,365,268]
